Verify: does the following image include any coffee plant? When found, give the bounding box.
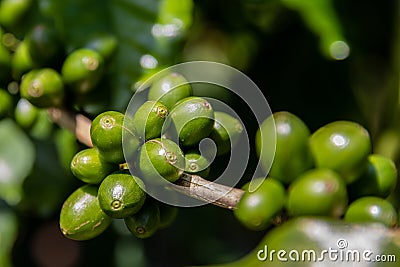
[0,0,399,267]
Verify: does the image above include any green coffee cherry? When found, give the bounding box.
[70,148,118,184]
[234,178,286,231]
[59,185,112,241]
[84,33,117,60]
[20,68,64,108]
[136,138,185,184]
[0,0,33,27]
[344,197,398,227]
[0,88,12,118]
[148,72,192,109]
[309,121,371,184]
[209,112,243,156]
[11,40,34,80]
[26,24,64,68]
[90,111,140,164]
[169,97,214,147]
[184,150,210,178]
[348,154,397,199]
[256,111,313,184]
[14,98,39,128]
[286,168,348,217]
[98,171,146,219]
[61,48,104,94]
[124,199,160,239]
[132,100,169,140]
[158,203,178,229]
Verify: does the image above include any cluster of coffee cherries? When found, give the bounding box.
[0,21,119,135]
[60,72,244,240]
[234,111,398,231]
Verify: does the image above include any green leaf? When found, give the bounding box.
[281,0,349,60]
[21,139,76,218]
[48,0,110,49]
[108,0,159,110]
[158,0,193,29]
[151,0,193,63]
[0,119,35,205]
[46,0,193,111]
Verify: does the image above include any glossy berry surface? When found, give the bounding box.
[286,168,348,217]
[90,111,140,164]
[132,100,169,141]
[14,98,39,129]
[70,147,118,184]
[20,68,64,108]
[344,197,398,227]
[348,154,397,199]
[61,48,104,94]
[184,150,210,178]
[169,96,214,147]
[210,111,243,156]
[59,185,112,241]
[98,171,146,219]
[309,121,371,184]
[234,178,286,231]
[148,72,192,109]
[256,111,313,184]
[136,138,185,184]
[124,199,160,239]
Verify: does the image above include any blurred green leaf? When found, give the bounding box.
[158,0,193,30]
[0,206,18,267]
[0,119,35,205]
[134,0,194,90]
[47,0,110,50]
[47,0,193,111]
[281,0,349,60]
[108,0,159,110]
[21,139,76,218]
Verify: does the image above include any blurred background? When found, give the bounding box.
[0,0,399,266]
